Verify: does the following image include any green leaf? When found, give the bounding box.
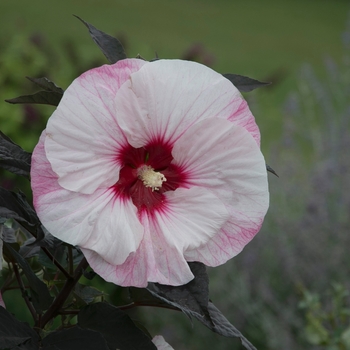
[74,283,104,304]
[223,73,270,92]
[74,15,127,64]
[0,306,40,349]
[78,302,156,350]
[0,131,31,178]
[6,90,63,106]
[5,242,54,313]
[42,326,109,350]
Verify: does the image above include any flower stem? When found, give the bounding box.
[67,246,74,276]
[12,262,38,322]
[36,257,88,330]
[118,301,180,312]
[41,247,72,280]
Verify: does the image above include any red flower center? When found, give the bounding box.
[113,140,186,214]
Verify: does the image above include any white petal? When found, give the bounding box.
[159,187,229,251]
[32,131,144,265]
[152,335,174,350]
[172,117,268,207]
[82,186,229,287]
[171,118,269,265]
[45,59,147,194]
[114,59,253,147]
[185,207,266,265]
[82,212,193,287]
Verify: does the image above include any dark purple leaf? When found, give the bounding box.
[78,302,156,350]
[74,15,127,64]
[266,164,278,177]
[0,306,40,349]
[139,262,256,349]
[6,91,62,106]
[0,188,39,231]
[5,242,53,313]
[202,302,257,350]
[42,326,109,350]
[26,76,64,94]
[223,73,270,92]
[74,283,104,304]
[146,262,211,321]
[0,131,31,178]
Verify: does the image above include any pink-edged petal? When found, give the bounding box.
[0,292,5,308]
[82,186,229,287]
[226,97,260,145]
[82,216,194,287]
[172,117,268,205]
[32,131,144,265]
[152,336,174,350]
[171,117,269,265]
[114,59,256,147]
[45,59,147,194]
[185,206,265,265]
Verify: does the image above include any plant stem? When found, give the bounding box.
[118,301,180,312]
[12,263,38,322]
[36,257,88,330]
[42,247,71,280]
[57,309,79,315]
[67,246,74,276]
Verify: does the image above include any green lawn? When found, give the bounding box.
[0,0,347,75]
[0,0,348,148]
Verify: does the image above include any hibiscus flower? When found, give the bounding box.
[31,59,269,287]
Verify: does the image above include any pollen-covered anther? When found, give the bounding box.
[137,165,167,191]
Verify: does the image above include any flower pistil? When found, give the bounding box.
[137,165,167,191]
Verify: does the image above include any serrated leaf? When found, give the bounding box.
[74,283,104,304]
[146,262,211,322]
[5,242,53,313]
[139,262,256,350]
[0,131,31,178]
[38,243,66,270]
[74,15,127,64]
[28,225,61,251]
[83,269,97,280]
[78,302,156,350]
[129,287,179,311]
[19,237,40,258]
[42,326,109,350]
[0,188,41,237]
[223,73,270,92]
[26,76,64,94]
[5,90,63,106]
[0,224,16,244]
[0,188,37,227]
[0,306,40,349]
[204,302,257,350]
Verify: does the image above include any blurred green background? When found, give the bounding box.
[1,0,350,349]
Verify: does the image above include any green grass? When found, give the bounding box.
[0,0,348,148]
[0,0,347,74]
